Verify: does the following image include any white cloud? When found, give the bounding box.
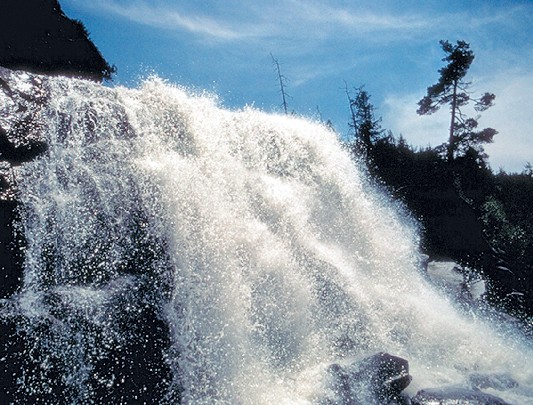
[281,0,431,33]
[70,0,450,44]
[81,1,246,40]
[481,71,533,172]
[383,93,449,148]
[67,0,533,48]
[64,0,533,170]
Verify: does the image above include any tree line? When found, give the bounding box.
[349,40,532,323]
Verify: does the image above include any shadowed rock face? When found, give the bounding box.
[1,1,116,395]
[0,67,48,300]
[0,0,115,81]
[0,68,48,403]
[0,66,178,405]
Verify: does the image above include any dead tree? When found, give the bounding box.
[271,53,290,114]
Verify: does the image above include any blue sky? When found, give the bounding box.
[61,0,533,172]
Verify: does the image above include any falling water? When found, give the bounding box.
[2,74,533,404]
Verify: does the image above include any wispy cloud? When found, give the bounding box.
[69,0,533,49]
[481,70,533,172]
[64,0,533,172]
[283,0,431,33]
[84,1,246,40]
[71,0,446,43]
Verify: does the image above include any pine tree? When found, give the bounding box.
[417,40,497,162]
[345,84,384,157]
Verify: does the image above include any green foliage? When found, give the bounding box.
[491,173,533,265]
[523,162,533,177]
[481,197,527,257]
[417,40,474,115]
[365,129,533,316]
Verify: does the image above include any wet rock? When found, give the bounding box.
[468,372,518,391]
[360,352,412,400]
[0,67,49,299]
[326,352,412,404]
[411,387,510,405]
[0,126,48,166]
[0,200,24,298]
[0,67,49,182]
[426,261,486,303]
[420,253,430,273]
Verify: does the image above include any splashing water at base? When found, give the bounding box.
[2,74,533,404]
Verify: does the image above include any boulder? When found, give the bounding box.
[468,373,518,391]
[326,352,412,404]
[426,261,486,303]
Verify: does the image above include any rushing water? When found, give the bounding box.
[2,74,533,404]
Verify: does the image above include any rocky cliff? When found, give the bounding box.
[1,0,114,297]
[1,3,115,398]
[0,0,114,81]
[1,67,49,298]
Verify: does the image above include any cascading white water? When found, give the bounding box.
[3,73,533,404]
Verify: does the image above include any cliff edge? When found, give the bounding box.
[0,0,114,81]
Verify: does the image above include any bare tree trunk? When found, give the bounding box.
[344,82,358,136]
[271,54,289,114]
[447,81,458,162]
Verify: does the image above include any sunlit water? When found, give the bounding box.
[2,74,532,404]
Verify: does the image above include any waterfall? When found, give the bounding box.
[2,73,532,404]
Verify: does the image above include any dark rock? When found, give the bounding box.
[326,352,412,404]
[0,66,49,197]
[411,387,511,405]
[0,65,174,400]
[419,254,430,273]
[0,0,115,81]
[0,51,53,405]
[0,316,26,404]
[0,67,49,300]
[361,352,412,400]
[0,200,24,298]
[469,373,519,391]
[0,125,48,166]
[89,296,175,404]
